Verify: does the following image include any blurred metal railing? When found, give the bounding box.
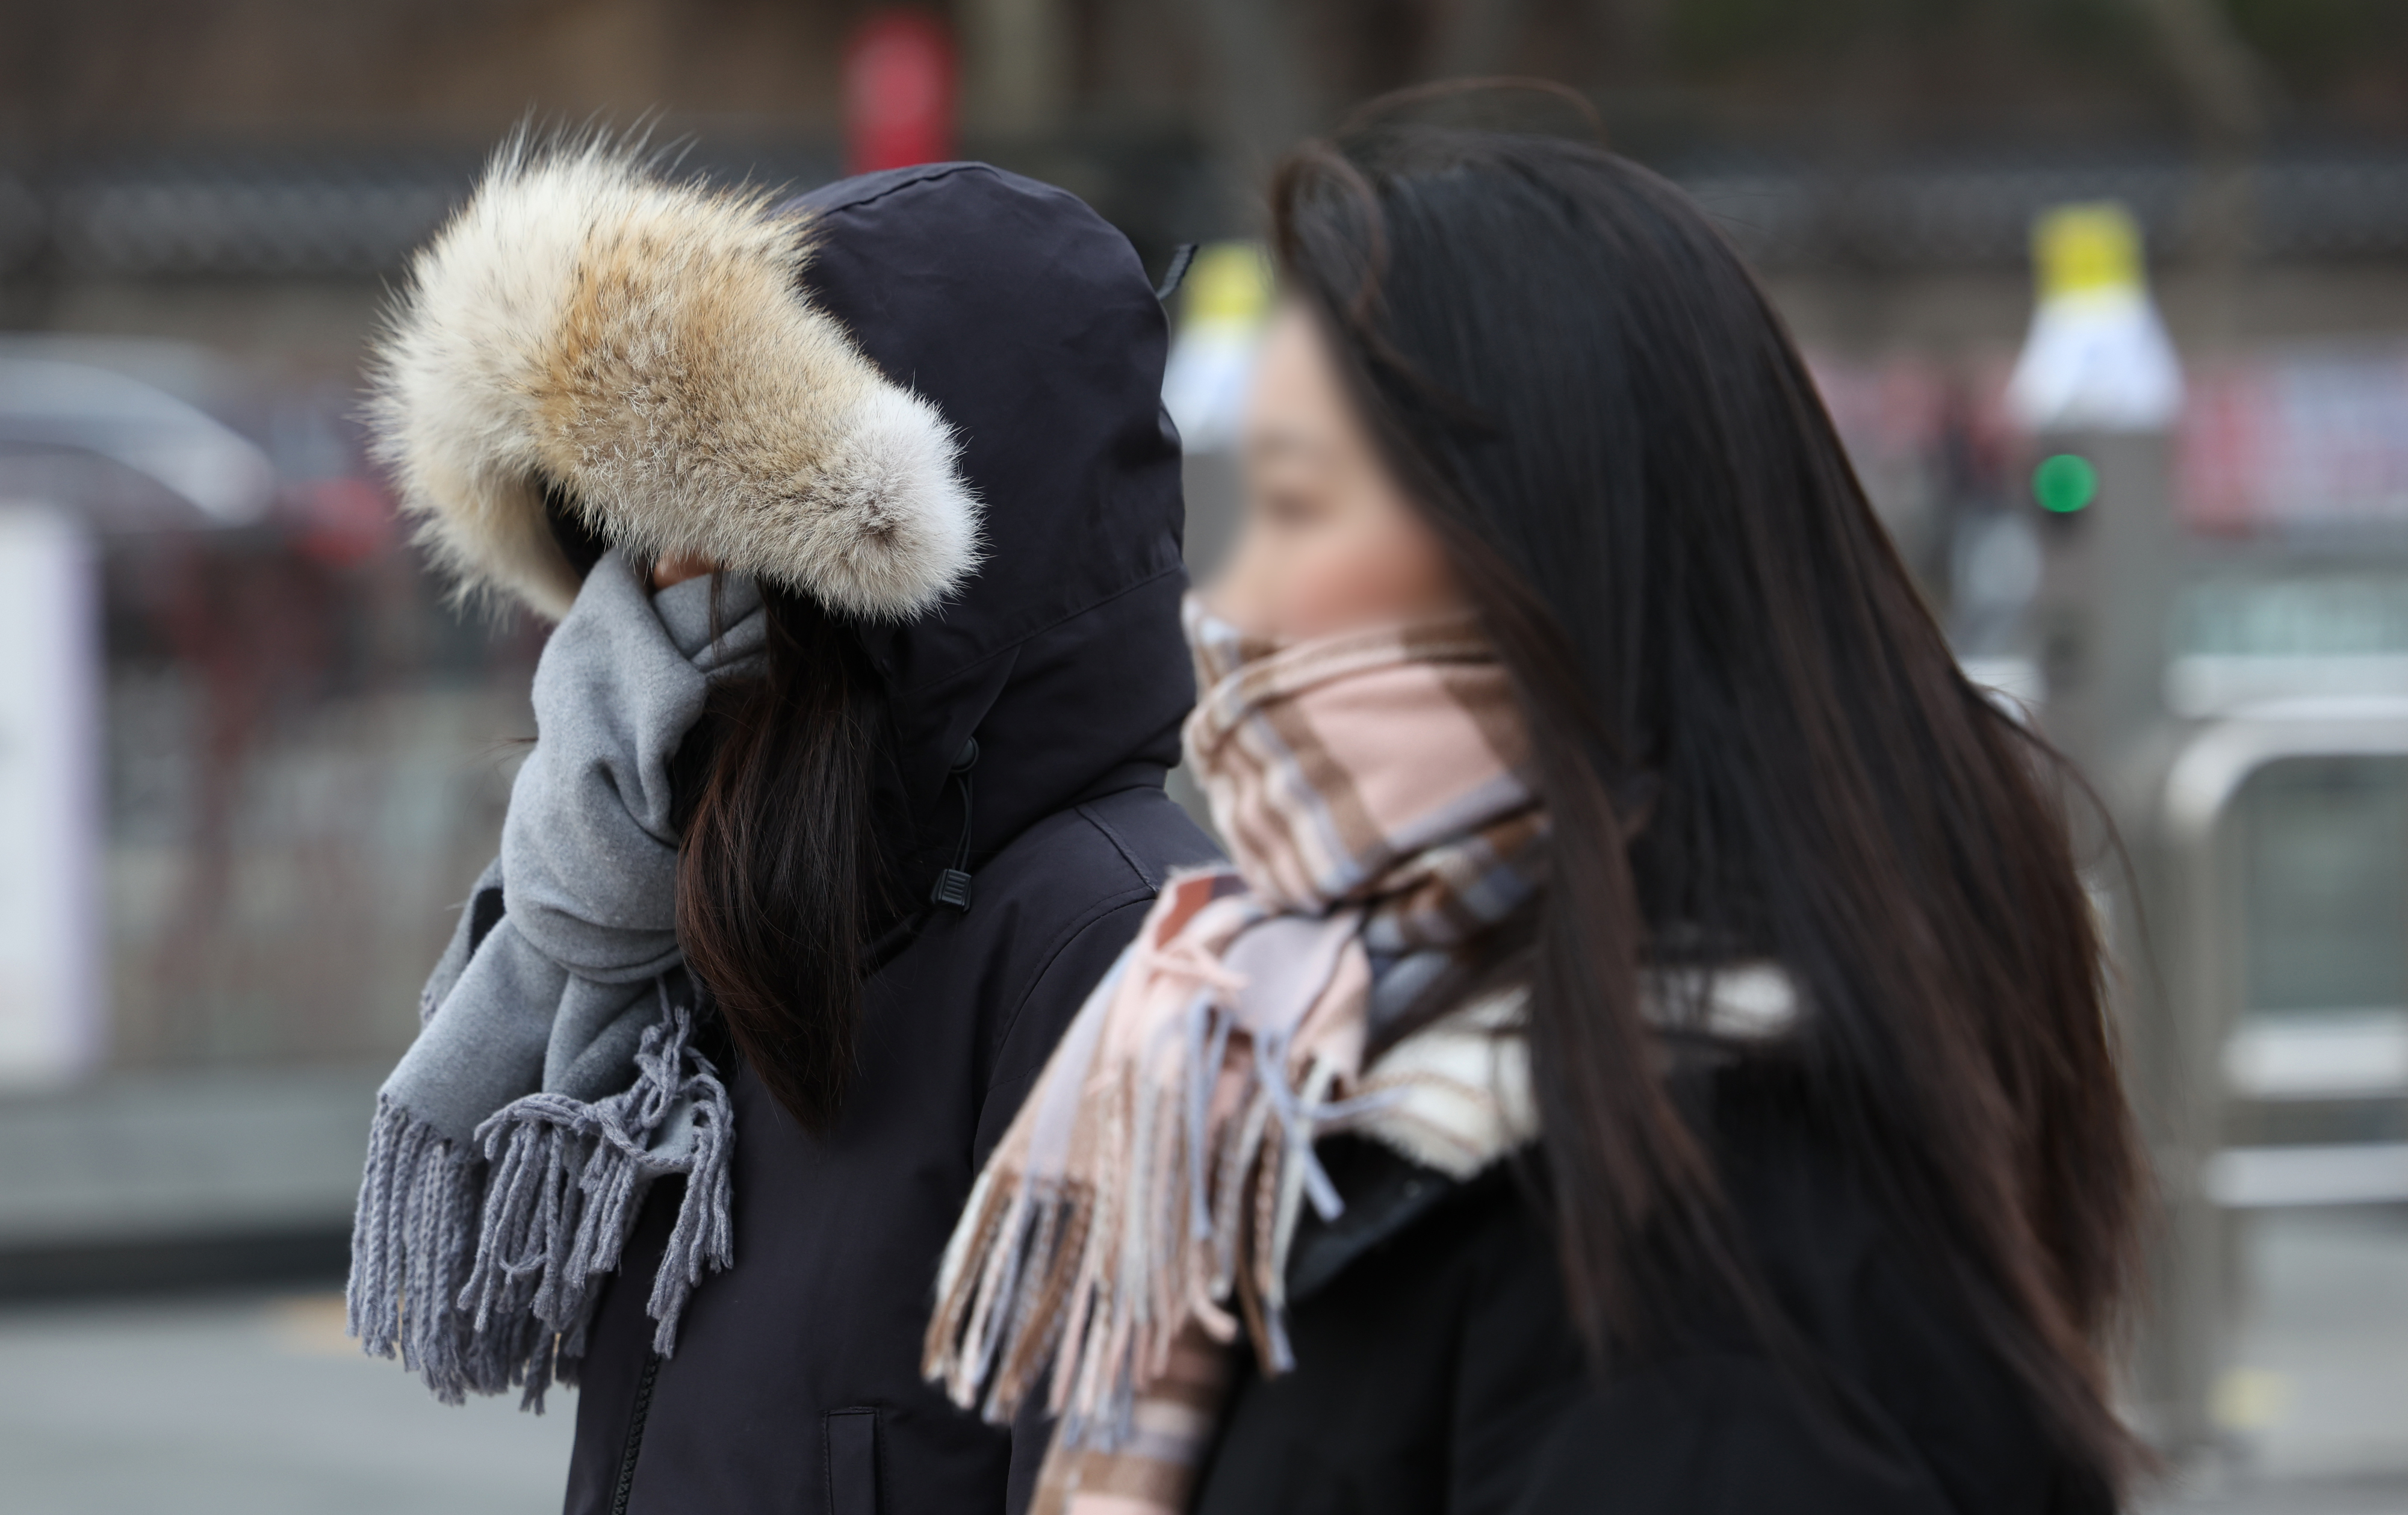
[2150,699,2408,1453]
[7,143,2408,279]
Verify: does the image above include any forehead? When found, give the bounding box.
[1245,311,1353,460]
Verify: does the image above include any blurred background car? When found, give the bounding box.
[0,3,2402,1511]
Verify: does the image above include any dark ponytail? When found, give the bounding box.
[1270,111,2143,1490]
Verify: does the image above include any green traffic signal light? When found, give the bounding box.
[2032,453,2098,515]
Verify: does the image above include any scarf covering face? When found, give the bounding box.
[924,597,1548,1511]
[349,550,760,1407]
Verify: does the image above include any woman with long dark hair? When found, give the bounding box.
[929,98,2143,1513]
[350,144,1215,1513]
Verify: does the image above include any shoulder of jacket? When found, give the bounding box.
[939,797,1188,987]
[1073,786,1221,891]
[977,797,1150,896]
[966,785,1217,902]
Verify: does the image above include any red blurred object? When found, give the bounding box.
[843,10,957,176]
[284,476,397,566]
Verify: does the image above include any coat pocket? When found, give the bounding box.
[822,1406,881,1515]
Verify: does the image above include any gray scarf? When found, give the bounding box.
[349,548,764,1407]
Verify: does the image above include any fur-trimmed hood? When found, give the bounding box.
[368,140,979,621]
[381,151,1195,892]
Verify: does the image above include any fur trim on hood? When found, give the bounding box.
[367,138,981,621]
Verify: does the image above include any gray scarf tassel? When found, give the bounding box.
[350,981,734,1409]
[349,553,764,1407]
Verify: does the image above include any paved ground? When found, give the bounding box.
[0,1210,2399,1513]
[2145,1209,2408,1515]
[2161,1476,2408,1515]
[0,1292,573,1514]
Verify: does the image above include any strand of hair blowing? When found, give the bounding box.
[1271,120,2142,1492]
[676,585,887,1132]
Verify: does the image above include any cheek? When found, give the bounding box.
[1273,514,1450,640]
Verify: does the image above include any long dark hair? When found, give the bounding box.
[675,584,890,1131]
[1271,110,2142,1484]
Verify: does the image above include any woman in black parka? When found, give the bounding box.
[928,103,2147,1514]
[352,144,1214,1515]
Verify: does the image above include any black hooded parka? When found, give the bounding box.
[557,164,1217,1515]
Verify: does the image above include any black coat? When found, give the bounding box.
[1194,1061,2118,1515]
[560,164,1219,1515]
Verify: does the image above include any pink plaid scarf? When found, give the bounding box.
[924,598,1547,1512]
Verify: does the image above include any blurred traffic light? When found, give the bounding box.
[2033,453,2099,515]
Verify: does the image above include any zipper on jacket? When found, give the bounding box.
[609,1350,663,1515]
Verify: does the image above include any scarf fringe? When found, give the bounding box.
[924,988,1356,1451]
[348,997,735,1409]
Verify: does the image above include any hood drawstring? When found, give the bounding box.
[929,737,980,911]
